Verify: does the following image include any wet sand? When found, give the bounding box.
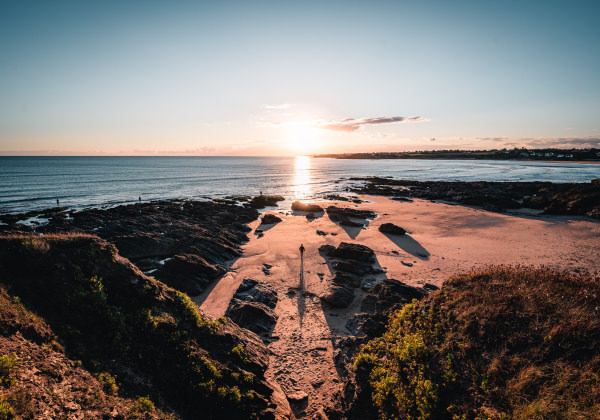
[195,195,600,419]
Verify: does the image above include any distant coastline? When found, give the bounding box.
[314,148,600,162]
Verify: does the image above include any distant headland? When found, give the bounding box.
[314,148,600,162]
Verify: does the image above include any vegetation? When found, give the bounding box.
[0,355,17,388]
[0,396,15,420]
[355,266,600,419]
[315,147,600,161]
[0,234,272,419]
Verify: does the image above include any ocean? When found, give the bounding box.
[1,156,599,214]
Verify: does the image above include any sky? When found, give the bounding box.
[0,0,599,156]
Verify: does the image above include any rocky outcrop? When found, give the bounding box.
[352,177,600,219]
[158,253,226,295]
[326,206,377,221]
[331,242,376,262]
[291,201,324,212]
[226,279,279,337]
[261,213,283,224]
[1,200,259,297]
[320,285,355,308]
[226,300,278,336]
[231,278,278,309]
[0,234,289,419]
[319,242,381,308]
[328,279,432,419]
[249,195,285,209]
[378,223,407,235]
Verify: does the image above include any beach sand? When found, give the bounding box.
[195,195,600,419]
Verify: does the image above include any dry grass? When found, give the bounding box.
[356,266,600,419]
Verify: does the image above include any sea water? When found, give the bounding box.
[1,156,599,214]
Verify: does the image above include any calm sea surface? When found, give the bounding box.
[1,156,599,214]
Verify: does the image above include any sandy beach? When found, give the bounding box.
[194,195,600,418]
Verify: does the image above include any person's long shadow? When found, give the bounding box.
[381,232,430,260]
[298,255,305,328]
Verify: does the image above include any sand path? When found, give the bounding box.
[195,196,600,419]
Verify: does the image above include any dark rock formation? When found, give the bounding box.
[378,223,407,235]
[226,300,278,336]
[326,206,377,223]
[331,242,376,262]
[318,244,336,256]
[0,234,289,419]
[261,213,283,224]
[249,195,285,209]
[332,272,362,288]
[232,278,278,310]
[327,279,431,419]
[360,279,427,315]
[1,200,259,297]
[320,285,355,308]
[351,177,600,219]
[226,279,279,337]
[291,201,324,212]
[158,253,226,295]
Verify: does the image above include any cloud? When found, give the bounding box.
[316,116,428,133]
[262,103,292,110]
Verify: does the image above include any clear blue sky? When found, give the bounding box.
[1,0,599,155]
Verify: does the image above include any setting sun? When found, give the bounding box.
[285,123,322,154]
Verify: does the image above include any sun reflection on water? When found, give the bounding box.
[292,156,312,199]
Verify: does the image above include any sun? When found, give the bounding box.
[285,123,322,154]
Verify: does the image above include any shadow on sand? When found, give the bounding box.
[297,256,305,328]
[291,210,325,222]
[381,232,430,260]
[329,216,371,240]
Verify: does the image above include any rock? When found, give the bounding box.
[236,277,258,292]
[261,214,282,224]
[291,201,324,212]
[423,283,440,292]
[287,391,308,403]
[360,279,426,314]
[316,230,327,236]
[320,285,354,308]
[332,272,362,288]
[158,253,225,295]
[334,260,371,276]
[326,206,377,222]
[232,278,278,309]
[339,217,364,228]
[23,200,259,297]
[401,261,413,267]
[226,300,278,335]
[249,195,285,209]
[318,244,336,256]
[378,223,407,235]
[331,242,375,262]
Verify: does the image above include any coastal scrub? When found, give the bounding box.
[355,266,600,419]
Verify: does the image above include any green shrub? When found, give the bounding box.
[97,372,119,395]
[128,396,155,419]
[0,355,18,388]
[0,396,15,420]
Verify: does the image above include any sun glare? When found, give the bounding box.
[285,124,322,154]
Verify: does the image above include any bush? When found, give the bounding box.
[97,372,119,396]
[0,396,15,420]
[0,355,18,388]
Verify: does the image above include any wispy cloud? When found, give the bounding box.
[262,103,293,110]
[316,116,428,133]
